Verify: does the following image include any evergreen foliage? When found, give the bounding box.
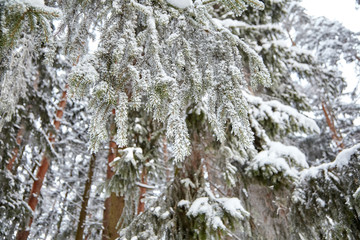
[1,0,360,239]
[293,144,360,239]
[0,0,59,129]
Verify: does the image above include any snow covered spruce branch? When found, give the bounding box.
[68,0,271,162]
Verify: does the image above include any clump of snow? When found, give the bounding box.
[269,142,308,168]
[218,198,250,220]
[186,196,249,231]
[152,206,162,217]
[187,197,210,217]
[187,197,226,230]
[178,200,190,208]
[247,141,308,182]
[110,147,143,169]
[251,153,296,178]
[181,178,195,189]
[160,211,170,219]
[120,147,142,166]
[20,0,45,7]
[333,144,360,169]
[211,216,226,230]
[316,198,326,208]
[166,0,192,9]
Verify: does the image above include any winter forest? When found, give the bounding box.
[1,0,360,239]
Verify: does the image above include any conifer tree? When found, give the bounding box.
[285,2,360,160]
[1,0,360,239]
[203,0,360,238]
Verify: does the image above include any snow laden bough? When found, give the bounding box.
[68,0,270,239]
[247,141,309,186]
[166,0,265,15]
[0,0,59,130]
[243,91,320,187]
[292,144,360,239]
[119,186,250,240]
[68,0,271,162]
[185,194,250,238]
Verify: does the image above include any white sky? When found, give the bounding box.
[301,0,360,32]
[301,0,360,94]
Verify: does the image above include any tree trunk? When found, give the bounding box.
[75,153,96,240]
[356,55,360,62]
[321,101,344,149]
[16,86,68,240]
[54,166,74,239]
[102,140,125,240]
[16,154,50,240]
[286,28,296,46]
[6,124,25,171]
[7,69,40,171]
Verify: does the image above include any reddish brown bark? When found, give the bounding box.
[7,69,40,172]
[321,101,344,149]
[75,153,96,240]
[27,155,50,211]
[53,88,68,130]
[16,154,50,240]
[286,29,296,46]
[108,143,117,177]
[102,136,125,240]
[355,55,360,62]
[6,124,25,171]
[102,192,125,240]
[16,86,68,240]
